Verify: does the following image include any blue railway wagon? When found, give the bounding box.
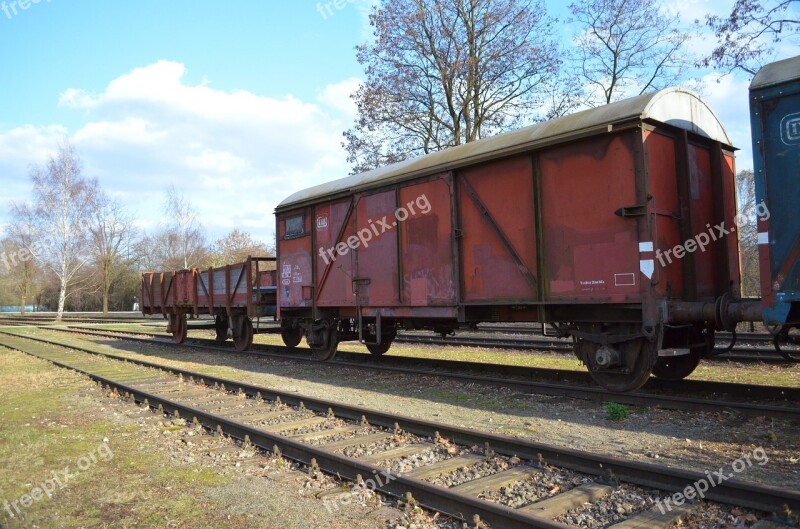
[750,55,800,329]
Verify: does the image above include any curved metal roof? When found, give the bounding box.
[278,88,732,210]
[750,55,800,91]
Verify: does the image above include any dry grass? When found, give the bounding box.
[0,348,257,529]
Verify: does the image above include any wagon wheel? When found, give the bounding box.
[214,315,229,343]
[652,348,702,380]
[774,326,800,362]
[366,332,395,357]
[233,318,254,352]
[578,336,657,392]
[281,325,303,348]
[172,314,188,345]
[311,324,338,361]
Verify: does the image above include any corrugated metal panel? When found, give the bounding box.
[278,88,732,210]
[750,55,800,91]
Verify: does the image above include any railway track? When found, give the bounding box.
[3,316,789,362]
[0,316,153,326]
[0,330,796,529]
[462,325,799,363]
[19,326,800,421]
[395,332,795,364]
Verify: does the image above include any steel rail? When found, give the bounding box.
[0,342,566,529]
[38,326,800,420]
[0,330,797,517]
[59,325,800,401]
[394,334,790,363]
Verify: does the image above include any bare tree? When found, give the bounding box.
[3,206,40,314]
[89,194,135,314]
[735,169,761,297]
[0,221,42,315]
[164,185,207,269]
[569,0,691,105]
[19,143,98,321]
[210,229,271,267]
[702,0,799,75]
[344,0,565,173]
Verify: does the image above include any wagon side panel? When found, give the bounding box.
[457,155,539,303]
[645,130,684,298]
[721,151,742,295]
[398,175,456,306]
[277,209,313,310]
[538,134,641,302]
[140,272,163,315]
[686,143,720,299]
[353,190,400,307]
[314,199,356,308]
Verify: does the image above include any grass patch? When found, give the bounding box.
[0,348,249,528]
[604,402,630,421]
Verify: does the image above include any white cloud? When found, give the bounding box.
[0,123,68,204]
[317,77,361,120]
[0,61,357,245]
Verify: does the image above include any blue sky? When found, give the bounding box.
[0,1,368,128]
[0,0,795,245]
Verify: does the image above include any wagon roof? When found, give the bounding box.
[750,55,800,91]
[278,88,732,210]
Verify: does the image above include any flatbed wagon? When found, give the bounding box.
[141,256,277,350]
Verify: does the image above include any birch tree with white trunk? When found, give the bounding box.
[25,143,98,321]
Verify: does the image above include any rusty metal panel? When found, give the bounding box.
[353,190,400,306]
[539,135,641,302]
[173,270,196,307]
[140,272,165,315]
[277,210,313,309]
[645,131,684,297]
[721,152,742,293]
[458,155,538,303]
[686,144,718,298]
[398,176,456,306]
[196,264,249,308]
[314,199,356,308]
[259,270,276,287]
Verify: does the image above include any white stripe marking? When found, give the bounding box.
[758,232,769,245]
[639,242,654,253]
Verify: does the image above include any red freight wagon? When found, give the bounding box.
[141,256,276,350]
[275,88,749,391]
